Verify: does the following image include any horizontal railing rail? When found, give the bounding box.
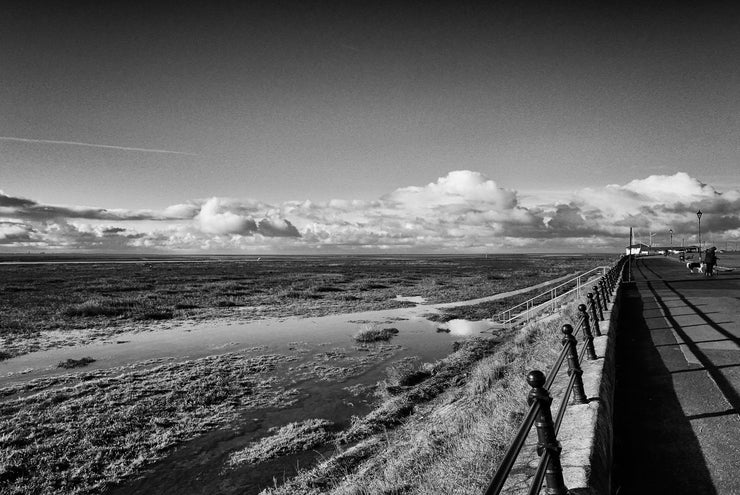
[493,266,609,326]
[484,255,629,495]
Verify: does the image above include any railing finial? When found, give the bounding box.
[527,369,546,391]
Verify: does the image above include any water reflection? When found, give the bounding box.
[443,319,499,336]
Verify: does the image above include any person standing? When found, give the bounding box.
[703,247,718,277]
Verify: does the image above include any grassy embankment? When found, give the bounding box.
[225,307,580,494]
[0,255,612,359]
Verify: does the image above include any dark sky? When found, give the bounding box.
[2,1,739,208]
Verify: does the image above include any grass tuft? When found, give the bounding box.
[227,419,334,467]
[353,326,399,343]
[63,298,139,317]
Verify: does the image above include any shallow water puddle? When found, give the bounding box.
[441,318,503,336]
[0,273,566,383]
[0,307,459,384]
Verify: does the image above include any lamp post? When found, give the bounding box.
[697,210,703,255]
[669,229,673,248]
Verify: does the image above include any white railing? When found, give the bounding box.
[493,266,608,326]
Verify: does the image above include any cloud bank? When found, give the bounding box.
[1,171,738,253]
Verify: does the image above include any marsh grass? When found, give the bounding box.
[62,298,175,322]
[63,297,140,317]
[376,357,432,399]
[289,343,402,382]
[57,356,95,369]
[226,419,335,467]
[0,351,301,495]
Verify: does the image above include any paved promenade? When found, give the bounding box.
[612,256,740,494]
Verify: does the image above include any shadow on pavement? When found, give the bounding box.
[612,281,717,495]
[639,259,740,412]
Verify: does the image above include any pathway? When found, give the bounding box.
[613,256,740,494]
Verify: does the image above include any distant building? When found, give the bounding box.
[626,243,650,255]
[626,243,699,256]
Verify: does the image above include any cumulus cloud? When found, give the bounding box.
[196,197,259,235]
[282,170,542,249]
[162,203,200,219]
[617,173,717,204]
[556,172,740,242]
[386,170,518,210]
[194,197,299,237]
[1,171,739,252]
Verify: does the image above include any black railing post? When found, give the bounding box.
[527,370,569,495]
[586,294,602,337]
[592,285,605,320]
[561,324,587,405]
[599,278,610,308]
[578,304,598,360]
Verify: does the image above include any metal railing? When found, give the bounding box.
[484,256,629,495]
[493,266,609,327]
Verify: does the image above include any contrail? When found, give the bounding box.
[0,136,197,156]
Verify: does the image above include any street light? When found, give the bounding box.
[697,210,703,254]
[669,229,673,248]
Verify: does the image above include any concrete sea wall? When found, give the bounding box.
[558,280,625,494]
[500,275,625,495]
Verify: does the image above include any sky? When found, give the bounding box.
[1,1,739,253]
